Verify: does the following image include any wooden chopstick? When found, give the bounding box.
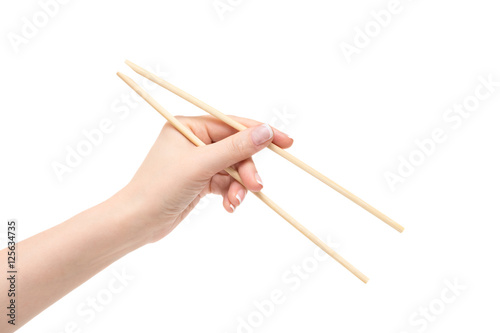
[124,60,404,233]
[117,71,369,284]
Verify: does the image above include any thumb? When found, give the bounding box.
[198,123,274,175]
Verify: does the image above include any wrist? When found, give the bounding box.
[106,186,156,247]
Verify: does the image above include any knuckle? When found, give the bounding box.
[228,138,247,156]
[174,115,187,123]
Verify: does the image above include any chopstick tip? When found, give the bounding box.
[116,72,131,83]
[358,274,369,284]
[125,59,138,71]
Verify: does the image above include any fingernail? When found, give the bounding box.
[236,189,246,205]
[229,204,235,212]
[251,124,273,146]
[255,173,263,187]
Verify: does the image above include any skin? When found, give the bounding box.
[0,115,293,332]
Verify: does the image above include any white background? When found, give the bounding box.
[1,0,499,332]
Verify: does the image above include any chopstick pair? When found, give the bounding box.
[118,61,403,283]
[124,61,404,233]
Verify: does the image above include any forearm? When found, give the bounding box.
[0,189,149,332]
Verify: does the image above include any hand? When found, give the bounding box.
[0,115,294,332]
[119,115,293,243]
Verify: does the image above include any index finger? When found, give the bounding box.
[181,115,294,148]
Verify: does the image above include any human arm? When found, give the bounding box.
[0,115,293,332]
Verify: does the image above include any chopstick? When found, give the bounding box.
[117,71,369,284]
[124,60,404,233]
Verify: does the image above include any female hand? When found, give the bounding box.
[0,115,294,332]
[120,115,293,243]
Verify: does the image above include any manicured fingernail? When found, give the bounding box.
[236,189,246,205]
[255,173,263,187]
[251,124,273,146]
[229,204,235,212]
